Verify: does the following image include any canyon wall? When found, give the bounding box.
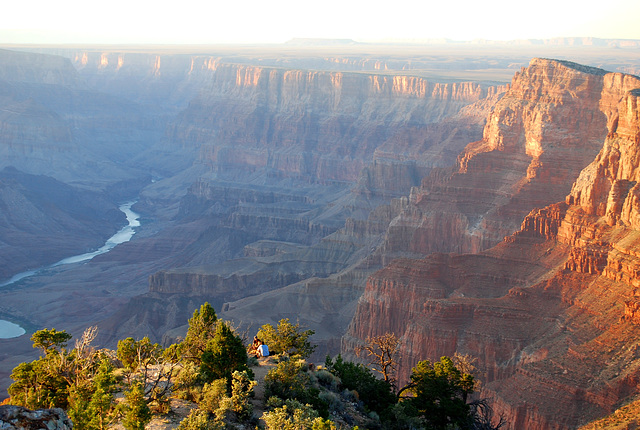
[169,62,499,184]
[85,53,501,346]
[0,49,163,187]
[380,59,616,259]
[346,61,640,429]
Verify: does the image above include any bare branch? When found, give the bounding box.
[355,332,400,388]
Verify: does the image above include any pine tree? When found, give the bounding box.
[182,302,218,362]
[200,321,249,383]
[121,382,152,430]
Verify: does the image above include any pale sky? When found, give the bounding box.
[1,0,639,45]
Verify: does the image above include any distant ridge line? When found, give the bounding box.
[285,38,359,46]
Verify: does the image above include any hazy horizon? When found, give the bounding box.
[3,0,640,45]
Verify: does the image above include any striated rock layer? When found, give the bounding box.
[381,59,616,259]
[346,62,640,429]
[55,50,501,349]
[169,62,498,184]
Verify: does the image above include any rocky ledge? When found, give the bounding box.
[0,405,73,430]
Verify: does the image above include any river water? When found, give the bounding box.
[0,201,141,339]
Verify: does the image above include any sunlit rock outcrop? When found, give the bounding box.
[380,59,617,259]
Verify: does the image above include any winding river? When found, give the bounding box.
[0,201,141,339]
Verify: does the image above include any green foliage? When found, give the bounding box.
[195,371,256,425]
[173,361,202,401]
[401,356,476,430]
[81,358,117,430]
[257,318,316,358]
[116,335,178,409]
[177,409,223,430]
[5,309,495,430]
[66,359,117,430]
[9,328,116,415]
[317,390,342,414]
[182,302,218,362]
[230,370,257,420]
[262,398,321,430]
[312,417,338,430]
[116,336,162,374]
[325,354,396,415]
[88,386,116,430]
[121,382,152,430]
[31,328,72,354]
[116,337,138,371]
[264,359,328,418]
[67,386,92,429]
[386,401,425,430]
[199,379,228,414]
[199,321,249,384]
[8,354,69,409]
[264,359,312,402]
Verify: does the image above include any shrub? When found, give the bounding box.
[230,370,257,420]
[315,369,340,391]
[257,318,316,358]
[400,356,476,430]
[312,417,338,430]
[177,409,223,430]
[318,390,342,413]
[325,355,395,416]
[121,382,152,430]
[262,398,320,430]
[173,362,202,401]
[265,360,311,401]
[200,379,228,414]
[181,303,218,363]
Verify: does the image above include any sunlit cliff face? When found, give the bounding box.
[188,57,220,74]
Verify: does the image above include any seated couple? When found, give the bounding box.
[250,335,269,358]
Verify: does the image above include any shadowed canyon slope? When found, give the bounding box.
[0,167,124,281]
[346,62,640,429]
[0,49,162,280]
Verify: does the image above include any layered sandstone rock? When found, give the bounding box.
[133,55,499,301]
[168,62,495,184]
[381,59,614,259]
[346,62,640,429]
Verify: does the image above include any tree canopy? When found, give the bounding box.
[257,318,316,358]
[400,356,476,429]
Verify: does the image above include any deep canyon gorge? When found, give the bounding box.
[1,40,640,429]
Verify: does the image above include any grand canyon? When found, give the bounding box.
[1,40,640,429]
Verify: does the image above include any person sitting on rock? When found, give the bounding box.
[249,335,261,356]
[257,341,269,358]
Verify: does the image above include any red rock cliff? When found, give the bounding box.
[346,61,640,429]
[381,59,612,259]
